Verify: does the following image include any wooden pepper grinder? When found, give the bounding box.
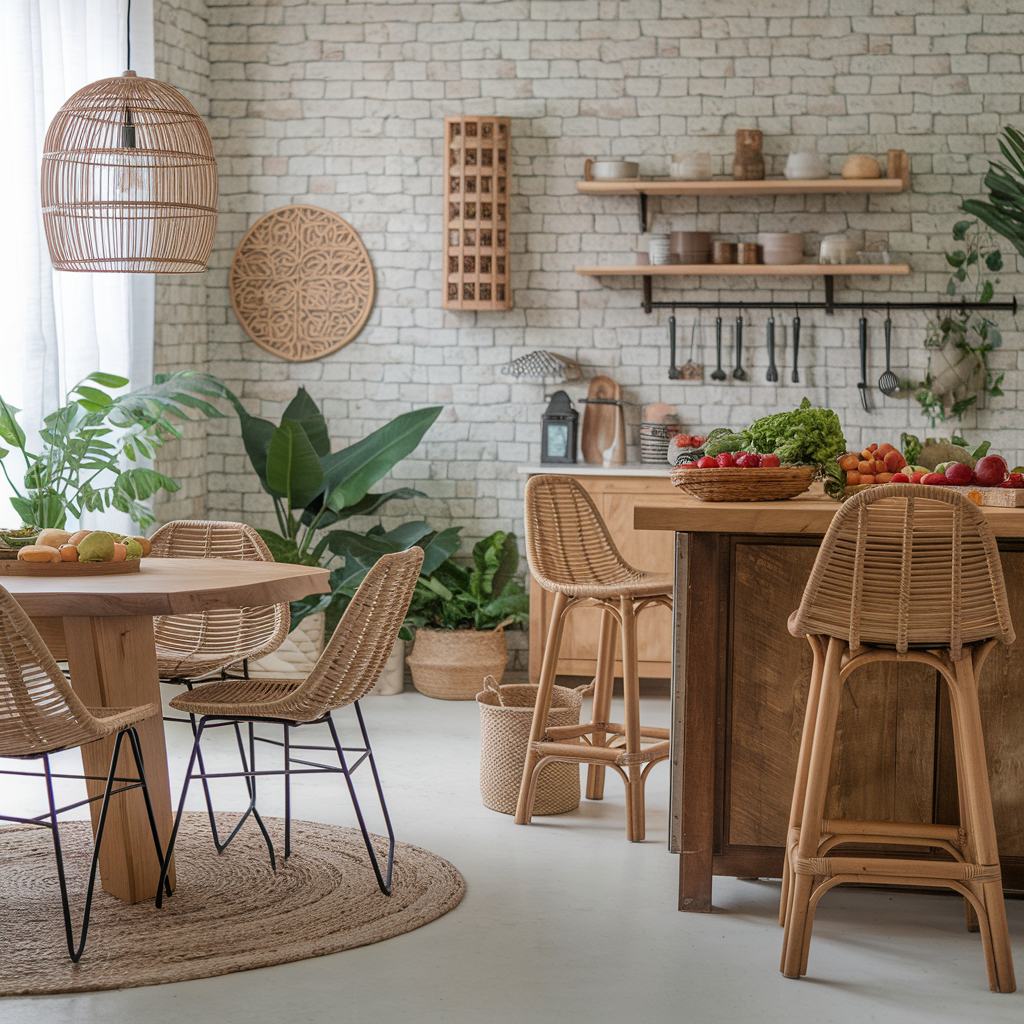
[733,129,765,181]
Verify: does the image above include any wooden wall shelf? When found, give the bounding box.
[575,263,910,278]
[576,176,906,198]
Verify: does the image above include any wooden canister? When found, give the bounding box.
[737,242,760,265]
[712,241,737,265]
[732,129,765,181]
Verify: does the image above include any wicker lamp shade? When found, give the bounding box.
[40,71,218,273]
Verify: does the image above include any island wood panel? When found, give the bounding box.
[727,541,937,849]
[527,474,678,683]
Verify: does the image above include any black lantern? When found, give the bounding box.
[541,390,578,464]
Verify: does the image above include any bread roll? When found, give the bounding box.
[18,545,61,563]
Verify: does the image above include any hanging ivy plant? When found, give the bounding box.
[911,219,1004,425]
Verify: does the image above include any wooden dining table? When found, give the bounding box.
[2,557,330,904]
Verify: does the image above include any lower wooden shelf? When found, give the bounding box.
[575,263,910,277]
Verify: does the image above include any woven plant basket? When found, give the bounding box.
[407,627,508,700]
[670,464,815,502]
[476,677,586,815]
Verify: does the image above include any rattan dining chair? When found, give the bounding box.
[156,547,424,907]
[515,474,672,841]
[150,520,291,684]
[781,484,1015,992]
[0,585,167,962]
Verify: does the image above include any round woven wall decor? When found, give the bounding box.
[230,205,375,362]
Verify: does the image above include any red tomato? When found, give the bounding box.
[911,470,927,484]
[1002,473,1024,489]
[890,472,910,483]
[675,434,692,447]
[691,436,706,447]
[715,453,736,467]
[974,455,1008,486]
[696,456,718,469]
[735,453,762,468]
[944,462,973,485]
[759,453,781,468]
[921,472,947,486]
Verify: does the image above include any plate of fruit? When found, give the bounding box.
[670,451,816,502]
[0,528,154,576]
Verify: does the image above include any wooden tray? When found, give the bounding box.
[670,465,816,502]
[845,483,1024,507]
[0,558,143,577]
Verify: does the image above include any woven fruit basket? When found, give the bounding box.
[670,464,816,502]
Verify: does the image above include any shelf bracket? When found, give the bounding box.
[638,192,648,233]
[642,274,652,314]
[824,275,835,315]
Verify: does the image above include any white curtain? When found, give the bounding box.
[0,0,154,527]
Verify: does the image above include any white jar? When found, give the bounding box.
[818,234,863,265]
[669,153,712,181]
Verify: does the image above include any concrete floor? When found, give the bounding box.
[2,685,1021,1022]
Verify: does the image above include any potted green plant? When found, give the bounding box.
[0,371,228,533]
[223,387,457,647]
[911,219,1005,425]
[405,530,529,700]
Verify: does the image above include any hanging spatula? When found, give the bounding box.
[878,309,898,395]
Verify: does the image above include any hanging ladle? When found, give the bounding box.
[732,309,746,380]
[711,316,726,380]
[857,311,870,412]
[878,306,899,395]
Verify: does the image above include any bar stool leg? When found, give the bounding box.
[515,591,571,825]
[586,605,618,801]
[619,596,645,842]
[782,636,844,979]
[948,654,1016,994]
[780,634,826,929]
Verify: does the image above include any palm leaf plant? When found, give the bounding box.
[224,387,449,632]
[0,371,229,530]
[961,125,1024,257]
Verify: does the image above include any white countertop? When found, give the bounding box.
[517,463,671,478]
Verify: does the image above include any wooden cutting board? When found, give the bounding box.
[580,376,626,466]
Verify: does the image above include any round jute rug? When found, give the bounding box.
[0,813,465,996]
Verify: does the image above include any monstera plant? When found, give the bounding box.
[225,388,456,633]
[0,371,228,530]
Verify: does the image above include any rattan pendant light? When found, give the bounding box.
[40,54,218,273]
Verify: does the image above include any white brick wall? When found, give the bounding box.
[153,0,1024,673]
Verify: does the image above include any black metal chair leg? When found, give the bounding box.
[327,711,393,896]
[157,719,206,908]
[45,732,126,961]
[247,722,276,869]
[284,724,292,860]
[124,727,171,898]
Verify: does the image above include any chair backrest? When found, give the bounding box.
[790,484,1014,658]
[285,547,424,716]
[523,474,641,594]
[149,520,290,672]
[0,585,103,757]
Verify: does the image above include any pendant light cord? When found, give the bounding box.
[126,0,131,70]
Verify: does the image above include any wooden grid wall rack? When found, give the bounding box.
[443,116,512,311]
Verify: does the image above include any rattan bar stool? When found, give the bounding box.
[515,474,672,841]
[0,585,167,962]
[156,548,424,906]
[781,484,1015,992]
[150,520,290,685]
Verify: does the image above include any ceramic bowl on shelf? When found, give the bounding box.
[819,233,863,265]
[586,159,640,180]
[784,151,828,180]
[669,153,712,181]
[842,155,881,179]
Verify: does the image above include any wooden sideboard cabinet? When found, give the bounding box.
[522,470,680,684]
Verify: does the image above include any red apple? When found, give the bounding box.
[696,456,718,469]
[715,452,736,467]
[944,462,973,485]
[759,453,781,468]
[973,454,1008,487]
[911,470,927,484]
[891,472,910,483]
[735,453,762,468]
[921,472,947,486]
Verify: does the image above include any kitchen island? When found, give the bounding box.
[636,486,1024,913]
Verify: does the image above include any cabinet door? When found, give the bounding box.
[727,541,937,848]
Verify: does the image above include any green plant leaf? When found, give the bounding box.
[299,486,424,529]
[421,526,462,576]
[0,400,26,449]
[266,419,325,508]
[322,406,442,512]
[986,250,1004,272]
[283,388,330,458]
[86,371,129,388]
[72,385,113,407]
[945,250,965,267]
[113,467,181,501]
[952,220,972,241]
[255,529,300,563]
[980,280,995,303]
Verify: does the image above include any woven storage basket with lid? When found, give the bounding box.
[477,677,588,815]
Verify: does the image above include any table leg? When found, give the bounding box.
[671,532,722,913]
[62,615,176,903]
